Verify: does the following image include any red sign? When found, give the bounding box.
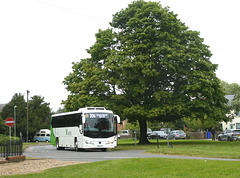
[6,118,14,127]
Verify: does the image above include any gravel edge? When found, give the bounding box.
[0,159,86,176]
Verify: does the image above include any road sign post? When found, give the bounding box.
[6,118,15,151]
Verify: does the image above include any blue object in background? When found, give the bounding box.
[207,132,211,139]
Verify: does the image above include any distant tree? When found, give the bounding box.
[0,115,7,135]
[54,107,66,114]
[182,117,221,132]
[220,81,240,115]
[220,81,240,95]
[124,121,140,136]
[28,95,51,140]
[63,0,228,144]
[0,93,52,139]
[0,93,26,136]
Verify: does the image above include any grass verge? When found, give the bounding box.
[6,158,240,178]
[116,139,240,159]
[3,139,240,177]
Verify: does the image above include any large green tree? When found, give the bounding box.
[63,0,228,143]
[0,93,51,140]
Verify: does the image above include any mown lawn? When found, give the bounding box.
[116,139,240,159]
[2,138,240,177]
[7,158,240,178]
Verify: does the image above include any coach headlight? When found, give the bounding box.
[107,139,115,144]
[85,139,93,144]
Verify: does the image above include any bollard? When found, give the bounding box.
[134,129,137,147]
[156,133,159,148]
[167,130,170,147]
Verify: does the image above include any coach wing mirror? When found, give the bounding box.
[82,115,86,124]
[114,115,120,124]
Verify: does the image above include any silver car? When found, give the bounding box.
[218,129,240,141]
[150,131,168,139]
[169,130,186,139]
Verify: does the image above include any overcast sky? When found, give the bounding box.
[1,0,239,111]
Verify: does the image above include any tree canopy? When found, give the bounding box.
[0,93,51,140]
[221,81,240,115]
[220,81,240,95]
[63,0,228,143]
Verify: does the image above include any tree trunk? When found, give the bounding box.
[138,119,150,144]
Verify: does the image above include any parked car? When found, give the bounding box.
[218,129,240,141]
[120,130,130,136]
[169,130,186,139]
[150,131,168,139]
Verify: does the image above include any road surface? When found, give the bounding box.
[23,144,240,162]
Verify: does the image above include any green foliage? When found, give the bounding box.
[0,115,7,134]
[124,121,139,132]
[231,99,240,115]
[147,121,166,131]
[0,93,26,136]
[0,93,52,140]
[0,135,19,142]
[0,134,8,142]
[63,1,228,144]
[182,117,221,132]
[221,81,240,115]
[220,81,240,95]
[28,95,51,139]
[54,107,66,114]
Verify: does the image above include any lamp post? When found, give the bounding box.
[14,105,17,141]
[26,90,30,142]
